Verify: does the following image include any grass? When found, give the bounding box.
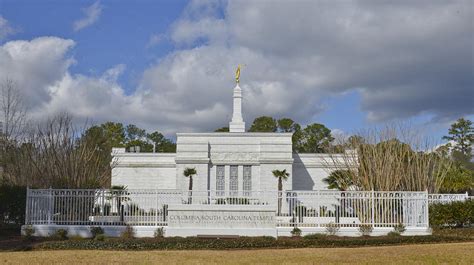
[0,243,473,264]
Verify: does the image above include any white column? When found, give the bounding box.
[229,84,245,132]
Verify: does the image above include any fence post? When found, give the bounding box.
[25,187,30,225]
[425,190,429,227]
[155,189,158,226]
[47,187,53,225]
[371,190,375,227]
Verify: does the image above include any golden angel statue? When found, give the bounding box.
[235,65,241,84]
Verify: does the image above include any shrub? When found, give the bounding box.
[387,231,400,237]
[0,184,27,225]
[121,225,135,239]
[36,234,472,251]
[23,225,35,240]
[94,234,106,241]
[52,229,68,240]
[359,224,373,236]
[394,223,406,234]
[303,233,327,239]
[154,227,164,238]
[291,227,302,237]
[90,227,104,238]
[430,200,474,228]
[325,222,340,236]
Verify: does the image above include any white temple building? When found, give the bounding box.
[24,77,433,238]
[111,81,341,192]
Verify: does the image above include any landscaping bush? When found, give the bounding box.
[23,225,35,240]
[52,229,68,240]
[291,227,302,237]
[387,231,401,237]
[325,222,340,236]
[394,223,406,234]
[94,234,106,241]
[121,225,135,239]
[90,227,104,238]
[303,233,327,239]
[0,184,27,225]
[358,225,373,236]
[36,234,472,251]
[154,227,164,238]
[429,200,474,228]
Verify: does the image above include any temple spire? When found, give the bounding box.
[229,66,245,132]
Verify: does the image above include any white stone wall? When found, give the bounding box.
[176,132,293,192]
[111,149,177,189]
[292,153,347,190]
[111,135,353,192]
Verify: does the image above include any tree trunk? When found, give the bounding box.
[277,177,282,216]
[188,176,193,204]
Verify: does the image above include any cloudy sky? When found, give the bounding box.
[0,0,472,140]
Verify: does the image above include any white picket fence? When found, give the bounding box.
[25,188,437,229]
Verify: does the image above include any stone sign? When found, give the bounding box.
[166,204,277,237]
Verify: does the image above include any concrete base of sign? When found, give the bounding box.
[21,224,164,238]
[22,224,431,238]
[276,226,432,237]
[166,227,277,237]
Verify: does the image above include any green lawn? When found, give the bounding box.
[1,243,473,264]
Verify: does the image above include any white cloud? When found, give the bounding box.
[1,1,472,136]
[146,34,165,48]
[73,1,103,32]
[0,16,15,40]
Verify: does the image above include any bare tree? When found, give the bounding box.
[0,78,26,141]
[323,123,452,192]
[2,113,116,188]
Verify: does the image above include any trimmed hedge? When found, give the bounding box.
[36,235,472,251]
[430,200,474,228]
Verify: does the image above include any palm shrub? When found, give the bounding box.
[183,167,197,204]
[393,223,406,234]
[325,222,340,236]
[272,169,290,215]
[23,225,35,240]
[291,227,302,237]
[90,226,104,238]
[154,227,164,238]
[52,229,68,240]
[358,224,373,236]
[121,225,135,239]
[322,170,355,191]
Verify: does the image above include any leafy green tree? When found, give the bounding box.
[277,118,298,132]
[296,123,334,153]
[249,116,277,132]
[277,118,303,152]
[214,126,229,132]
[443,118,474,156]
[440,162,474,193]
[125,124,147,142]
[272,169,290,215]
[101,122,126,147]
[148,131,176,152]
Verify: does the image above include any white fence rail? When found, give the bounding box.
[25,189,433,228]
[428,193,469,204]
